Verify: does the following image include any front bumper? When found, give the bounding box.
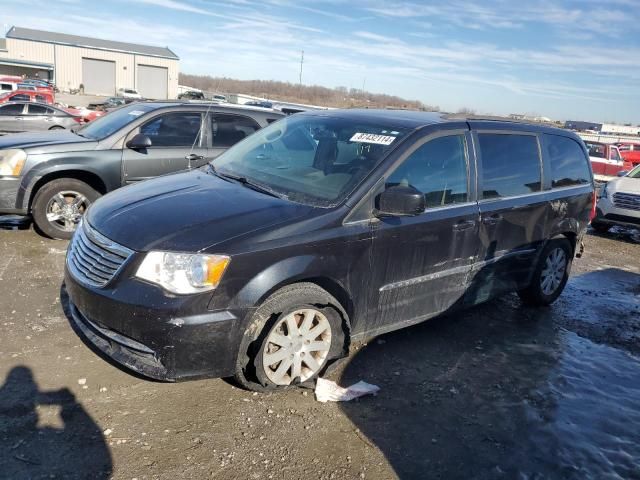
[594,196,640,229]
[64,264,249,381]
[0,176,26,214]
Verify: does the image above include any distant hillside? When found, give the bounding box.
[179,73,439,111]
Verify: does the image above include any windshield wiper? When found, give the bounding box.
[212,167,285,199]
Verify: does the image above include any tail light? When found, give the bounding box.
[589,189,597,222]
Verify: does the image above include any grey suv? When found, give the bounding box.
[0,102,284,239]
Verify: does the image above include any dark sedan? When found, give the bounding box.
[0,102,81,134]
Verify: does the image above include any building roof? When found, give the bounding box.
[6,26,179,60]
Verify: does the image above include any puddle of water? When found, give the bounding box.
[512,330,640,479]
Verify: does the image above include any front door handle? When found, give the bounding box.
[452,220,476,231]
[185,153,205,161]
[482,214,502,225]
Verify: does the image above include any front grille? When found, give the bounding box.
[613,192,640,211]
[67,221,134,287]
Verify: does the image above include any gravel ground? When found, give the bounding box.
[0,223,639,479]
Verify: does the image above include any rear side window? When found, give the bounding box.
[27,104,48,115]
[545,135,591,188]
[212,114,260,147]
[478,133,541,199]
[12,94,30,102]
[387,134,468,208]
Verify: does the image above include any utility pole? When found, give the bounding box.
[299,50,304,86]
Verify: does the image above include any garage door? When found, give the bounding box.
[82,58,116,95]
[137,65,168,100]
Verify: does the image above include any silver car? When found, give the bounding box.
[0,102,80,134]
[592,164,640,232]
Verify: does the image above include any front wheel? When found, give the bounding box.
[32,178,100,239]
[235,283,347,392]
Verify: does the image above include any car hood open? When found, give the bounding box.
[86,170,316,252]
[0,130,94,152]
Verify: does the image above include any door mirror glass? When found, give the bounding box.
[375,185,426,217]
[126,133,152,150]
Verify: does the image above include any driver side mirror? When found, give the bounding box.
[375,185,426,217]
[126,133,152,150]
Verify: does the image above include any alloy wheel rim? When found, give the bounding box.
[540,247,567,295]
[45,191,88,232]
[262,308,332,385]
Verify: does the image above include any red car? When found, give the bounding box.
[615,142,640,170]
[584,141,625,182]
[0,90,54,105]
[63,107,106,123]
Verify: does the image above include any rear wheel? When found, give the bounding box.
[518,238,572,306]
[32,178,100,240]
[235,283,347,392]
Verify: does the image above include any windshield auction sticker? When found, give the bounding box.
[350,133,396,145]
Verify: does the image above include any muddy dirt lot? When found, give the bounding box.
[1,225,639,480]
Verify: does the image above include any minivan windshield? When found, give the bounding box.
[211,114,410,207]
[77,103,155,140]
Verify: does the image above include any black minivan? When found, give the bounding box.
[64,110,595,391]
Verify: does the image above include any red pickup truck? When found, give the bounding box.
[584,141,625,182]
[615,142,640,170]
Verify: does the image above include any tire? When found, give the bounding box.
[518,238,572,306]
[234,283,348,392]
[31,178,100,240]
[590,221,610,234]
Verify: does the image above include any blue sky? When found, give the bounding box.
[3,0,640,123]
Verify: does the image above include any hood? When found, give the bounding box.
[612,176,640,194]
[86,170,316,252]
[0,131,94,152]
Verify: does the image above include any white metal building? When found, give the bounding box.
[0,27,179,99]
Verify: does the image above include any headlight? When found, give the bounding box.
[136,251,230,295]
[0,149,27,176]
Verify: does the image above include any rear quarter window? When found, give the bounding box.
[478,133,541,199]
[544,135,591,188]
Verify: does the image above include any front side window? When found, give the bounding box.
[0,103,24,115]
[140,112,202,147]
[545,134,591,188]
[479,133,541,199]
[12,94,30,102]
[213,114,410,207]
[386,135,468,208]
[211,114,260,147]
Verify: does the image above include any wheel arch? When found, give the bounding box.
[28,170,107,210]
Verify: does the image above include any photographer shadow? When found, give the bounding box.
[0,366,112,479]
